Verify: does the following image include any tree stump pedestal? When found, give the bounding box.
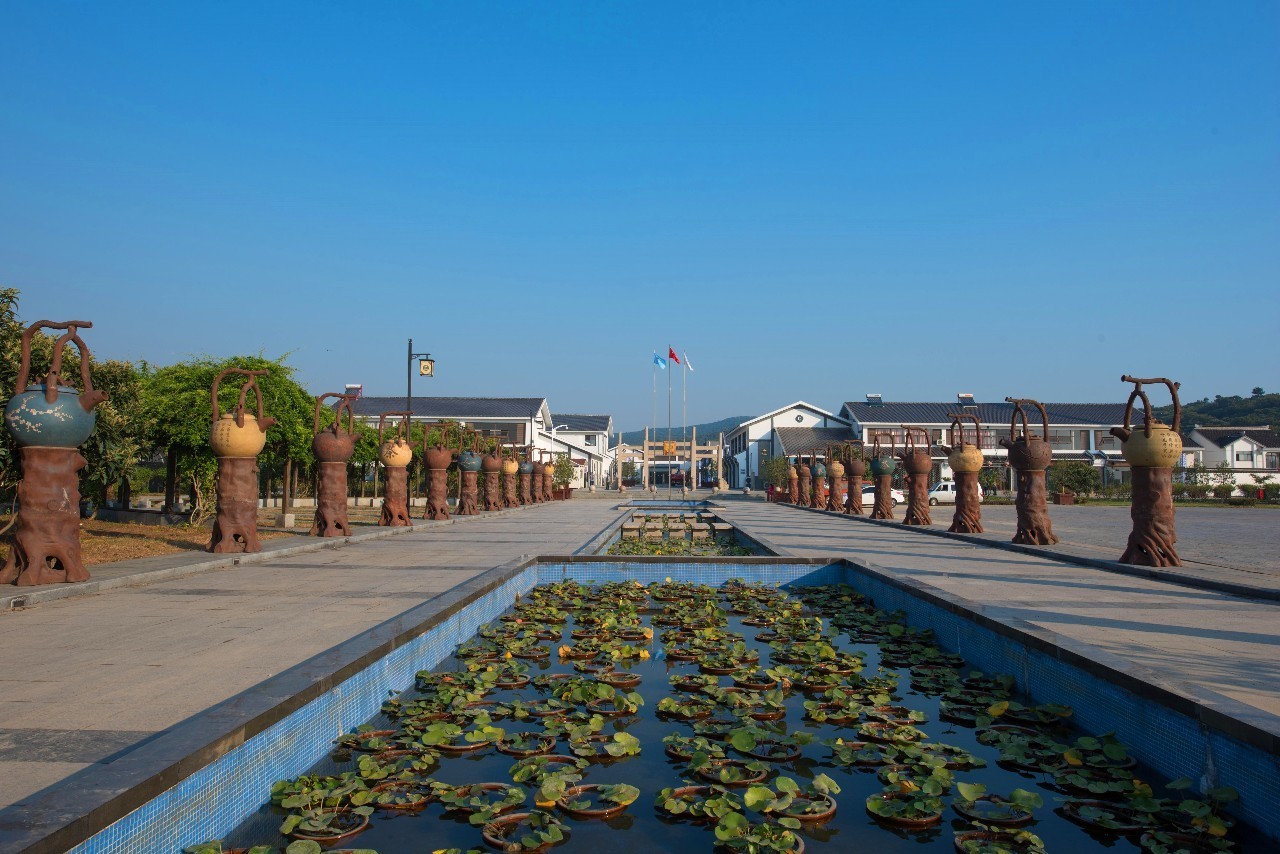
[459,470,479,515]
[811,476,826,509]
[380,466,411,527]
[1013,469,1058,545]
[902,471,932,526]
[1,447,90,585]
[425,469,450,520]
[871,474,895,520]
[948,471,984,533]
[483,472,502,511]
[519,473,533,505]
[845,475,864,515]
[1120,466,1180,566]
[209,457,262,553]
[310,461,352,537]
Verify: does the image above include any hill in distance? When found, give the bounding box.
[1154,389,1279,430]
[617,415,750,447]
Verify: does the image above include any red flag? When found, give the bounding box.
[668,347,680,365]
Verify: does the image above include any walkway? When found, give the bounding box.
[714,500,1280,722]
[0,501,622,810]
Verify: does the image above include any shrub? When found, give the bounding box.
[1212,483,1237,499]
[1227,497,1256,507]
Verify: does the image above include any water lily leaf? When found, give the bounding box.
[744,785,773,810]
[285,843,323,854]
[777,816,802,829]
[987,701,1009,717]
[730,730,758,753]
[1102,742,1128,761]
[956,781,986,803]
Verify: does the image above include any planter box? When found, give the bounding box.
[1052,492,1075,506]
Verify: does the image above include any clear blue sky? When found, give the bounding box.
[3,2,1276,430]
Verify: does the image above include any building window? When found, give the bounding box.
[1236,452,1253,463]
[585,434,597,446]
[1267,453,1279,470]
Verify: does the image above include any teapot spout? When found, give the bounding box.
[79,389,109,412]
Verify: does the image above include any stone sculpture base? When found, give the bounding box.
[948,471,984,533]
[459,470,479,516]
[871,474,895,520]
[379,466,411,527]
[1013,469,1058,545]
[519,473,533,505]
[209,457,262,553]
[811,476,826,509]
[846,475,864,515]
[425,469,450,520]
[310,461,352,537]
[483,471,502,511]
[903,471,932,526]
[1,447,89,585]
[797,475,811,508]
[1120,466,1181,567]
[503,473,518,508]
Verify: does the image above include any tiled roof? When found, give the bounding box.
[552,414,612,432]
[840,401,1128,427]
[1193,427,1280,449]
[773,426,855,455]
[350,396,546,419]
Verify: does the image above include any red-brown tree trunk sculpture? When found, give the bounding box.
[797,472,811,507]
[1013,470,1058,545]
[425,469,450,520]
[209,457,263,552]
[311,462,353,537]
[459,470,479,515]
[483,472,502,511]
[787,474,799,504]
[811,475,825,509]
[949,471,984,533]
[543,471,554,502]
[519,473,533,505]
[503,472,518,508]
[1121,461,1180,565]
[380,466,411,527]
[846,476,864,515]
[903,471,932,526]
[826,477,843,512]
[871,474,895,520]
[0,448,90,585]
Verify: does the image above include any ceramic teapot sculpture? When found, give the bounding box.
[209,369,275,457]
[868,433,897,477]
[900,426,933,475]
[5,321,107,448]
[423,425,455,469]
[843,440,867,478]
[457,433,484,472]
[377,412,414,467]
[810,456,827,479]
[1000,398,1053,471]
[943,413,984,474]
[312,393,358,462]
[826,448,845,481]
[1112,376,1183,468]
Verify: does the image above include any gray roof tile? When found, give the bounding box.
[840,401,1129,427]
[552,414,612,432]
[350,396,546,419]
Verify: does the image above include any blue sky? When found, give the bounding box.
[3,2,1276,429]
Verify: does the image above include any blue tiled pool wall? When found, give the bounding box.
[71,559,1277,852]
[70,566,541,854]
[833,564,1278,841]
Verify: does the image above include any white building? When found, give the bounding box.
[722,401,852,489]
[348,396,614,489]
[1186,426,1280,490]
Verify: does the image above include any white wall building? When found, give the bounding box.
[1187,426,1280,490]
[722,401,852,489]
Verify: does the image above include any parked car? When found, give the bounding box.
[845,484,904,508]
[927,480,984,506]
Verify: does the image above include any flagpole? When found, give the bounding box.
[667,355,672,497]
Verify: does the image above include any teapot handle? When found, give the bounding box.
[1120,375,1181,437]
[314,393,356,436]
[212,367,270,429]
[15,320,107,412]
[1005,398,1048,442]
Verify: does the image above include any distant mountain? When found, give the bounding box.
[1155,390,1279,430]
[617,416,750,447]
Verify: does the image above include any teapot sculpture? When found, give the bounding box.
[1110,375,1183,567]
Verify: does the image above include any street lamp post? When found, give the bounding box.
[406,338,435,420]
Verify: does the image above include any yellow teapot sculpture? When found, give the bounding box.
[209,368,275,458]
[378,411,414,468]
[1111,375,1183,469]
[943,413,984,474]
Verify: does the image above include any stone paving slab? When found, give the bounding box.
[713,501,1280,721]
[0,500,625,811]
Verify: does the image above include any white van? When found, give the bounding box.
[928,481,983,505]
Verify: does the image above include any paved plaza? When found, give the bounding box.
[1,495,1277,827]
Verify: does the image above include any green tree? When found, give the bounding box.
[621,460,638,481]
[552,452,574,488]
[760,454,793,488]
[140,353,314,519]
[1048,460,1100,496]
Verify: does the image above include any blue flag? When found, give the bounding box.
[653,351,667,370]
